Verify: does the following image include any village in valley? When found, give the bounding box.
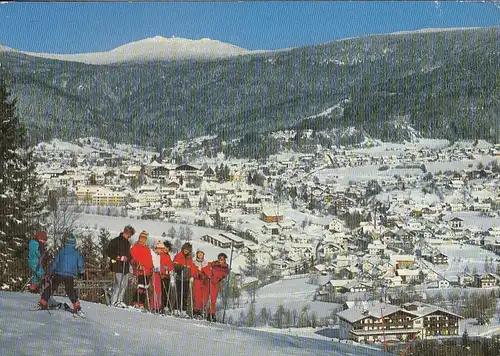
[36,135,500,350]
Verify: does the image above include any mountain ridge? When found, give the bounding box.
[0,36,266,64]
[0,26,498,156]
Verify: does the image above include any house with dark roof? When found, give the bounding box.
[337,302,420,343]
[337,301,463,343]
[402,302,463,337]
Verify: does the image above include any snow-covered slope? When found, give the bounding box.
[0,45,14,52]
[11,36,262,65]
[0,292,388,356]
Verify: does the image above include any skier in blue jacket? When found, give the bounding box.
[28,231,47,292]
[39,232,85,315]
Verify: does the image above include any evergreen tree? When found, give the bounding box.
[259,307,270,326]
[214,209,222,228]
[311,311,319,328]
[228,273,241,308]
[168,227,176,239]
[178,226,186,240]
[0,81,47,290]
[237,311,246,327]
[173,238,182,254]
[298,305,310,327]
[462,329,469,348]
[185,227,193,241]
[98,228,111,272]
[243,250,258,277]
[285,309,293,328]
[223,164,230,181]
[246,302,256,327]
[80,232,99,279]
[273,304,285,329]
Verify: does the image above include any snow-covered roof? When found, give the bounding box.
[337,302,409,323]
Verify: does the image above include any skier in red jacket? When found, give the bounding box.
[160,240,175,313]
[173,242,197,315]
[130,231,153,310]
[192,248,209,319]
[202,252,229,322]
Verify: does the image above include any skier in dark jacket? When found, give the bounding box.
[106,225,135,307]
[39,232,85,315]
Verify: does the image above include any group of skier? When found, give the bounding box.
[27,224,229,321]
[28,230,86,316]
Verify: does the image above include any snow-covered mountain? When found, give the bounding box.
[1,36,264,65]
[1,292,387,356]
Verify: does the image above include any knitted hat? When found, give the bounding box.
[217,252,228,260]
[66,233,76,246]
[155,240,166,249]
[196,248,205,255]
[138,231,148,240]
[36,231,47,243]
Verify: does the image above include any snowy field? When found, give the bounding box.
[424,156,498,174]
[225,277,341,320]
[250,326,342,342]
[0,292,389,356]
[446,212,500,231]
[314,157,497,185]
[314,166,421,185]
[75,214,236,262]
[433,244,499,278]
[351,139,451,156]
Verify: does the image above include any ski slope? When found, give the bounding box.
[0,292,389,356]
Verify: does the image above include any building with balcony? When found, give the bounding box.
[337,301,463,344]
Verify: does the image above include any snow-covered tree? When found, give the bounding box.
[46,189,81,252]
[273,304,285,329]
[98,228,111,271]
[173,238,182,254]
[185,227,193,241]
[178,226,186,240]
[0,81,47,290]
[259,307,270,326]
[242,250,258,277]
[246,302,256,327]
[167,226,176,239]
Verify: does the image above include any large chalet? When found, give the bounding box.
[337,301,463,343]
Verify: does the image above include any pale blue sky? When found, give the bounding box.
[0,2,499,53]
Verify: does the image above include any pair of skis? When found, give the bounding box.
[30,302,86,318]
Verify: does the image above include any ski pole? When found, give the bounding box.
[143,269,150,311]
[173,276,179,316]
[222,242,234,324]
[161,276,170,313]
[180,269,184,314]
[189,277,194,318]
[151,273,156,313]
[205,278,211,321]
[136,275,140,308]
[20,276,34,293]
